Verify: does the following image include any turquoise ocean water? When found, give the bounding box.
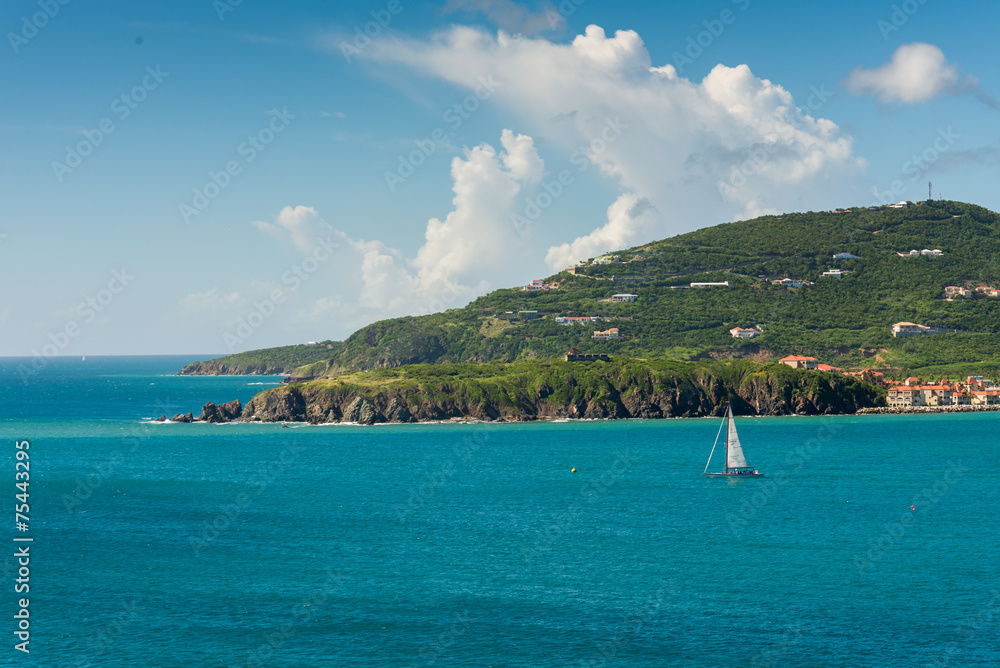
[1,356,998,667]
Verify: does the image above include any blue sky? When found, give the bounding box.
[3,0,1000,356]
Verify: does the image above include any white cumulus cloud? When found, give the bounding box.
[348,24,869,269]
[844,43,961,104]
[252,205,334,255]
[259,130,546,329]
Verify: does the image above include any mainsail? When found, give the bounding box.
[725,405,748,469]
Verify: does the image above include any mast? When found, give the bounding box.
[704,412,726,474]
[724,401,730,473]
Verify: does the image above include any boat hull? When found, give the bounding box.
[703,472,765,477]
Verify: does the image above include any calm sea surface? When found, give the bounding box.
[1,356,998,667]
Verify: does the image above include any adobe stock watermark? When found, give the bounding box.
[62,420,153,513]
[873,127,958,205]
[750,624,804,668]
[408,612,474,668]
[853,459,969,575]
[52,66,170,182]
[394,431,487,523]
[727,416,841,534]
[223,233,339,352]
[520,449,633,564]
[213,0,244,21]
[671,0,751,75]
[385,76,501,192]
[877,0,930,40]
[16,268,134,383]
[340,0,406,63]
[179,108,296,224]
[189,441,302,557]
[543,0,587,29]
[412,279,464,317]
[230,568,350,668]
[579,580,671,668]
[7,0,72,54]
[925,590,1000,668]
[718,84,833,198]
[70,597,146,667]
[512,116,628,233]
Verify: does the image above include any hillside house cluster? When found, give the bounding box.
[523,279,558,291]
[771,278,808,288]
[892,322,932,337]
[729,327,757,339]
[889,201,910,209]
[890,322,962,338]
[887,376,1000,407]
[833,252,861,260]
[821,269,850,279]
[593,255,622,265]
[777,355,850,375]
[691,281,731,288]
[897,249,944,258]
[944,286,974,298]
[556,316,597,325]
[598,293,639,303]
[592,328,620,340]
[976,286,1000,297]
[779,355,820,370]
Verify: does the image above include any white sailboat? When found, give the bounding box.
[703,402,763,477]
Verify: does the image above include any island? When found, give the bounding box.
[180,200,1000,423]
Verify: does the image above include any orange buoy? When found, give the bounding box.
[571,468,577,473]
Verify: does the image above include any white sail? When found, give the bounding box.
[725,406,748,469]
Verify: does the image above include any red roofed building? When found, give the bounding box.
[971,391,1000,406]
[779,355,818,370]
[817,363,842,374]
[888,383,954,406]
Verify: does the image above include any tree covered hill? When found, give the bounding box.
[317,200,1000,377]
[178,341,341,375]
[182,200,1000,379]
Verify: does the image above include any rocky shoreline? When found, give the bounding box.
[153,400,243,424]
[167,370,884,425]
[855,404,1000,415]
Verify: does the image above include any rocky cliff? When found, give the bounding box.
[179,361,288,376]
[226,360,883,425]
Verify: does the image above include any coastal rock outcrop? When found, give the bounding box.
[172,412,194,423]
[385,397,415,423]
[242,387,307,422]
[229,358,886,426]
[200,400,243,423]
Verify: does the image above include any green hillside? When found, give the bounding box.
[182,200,1000,379]
[178,341,341,375]
[320,200,1000,378]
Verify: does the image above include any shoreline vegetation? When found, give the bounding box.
[178,341,340,376]
[176,201,1000,423]
[177,358,885,425]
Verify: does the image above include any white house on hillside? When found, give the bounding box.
[729,327,757,339]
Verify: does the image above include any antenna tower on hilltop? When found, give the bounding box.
[929,181,933,201]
